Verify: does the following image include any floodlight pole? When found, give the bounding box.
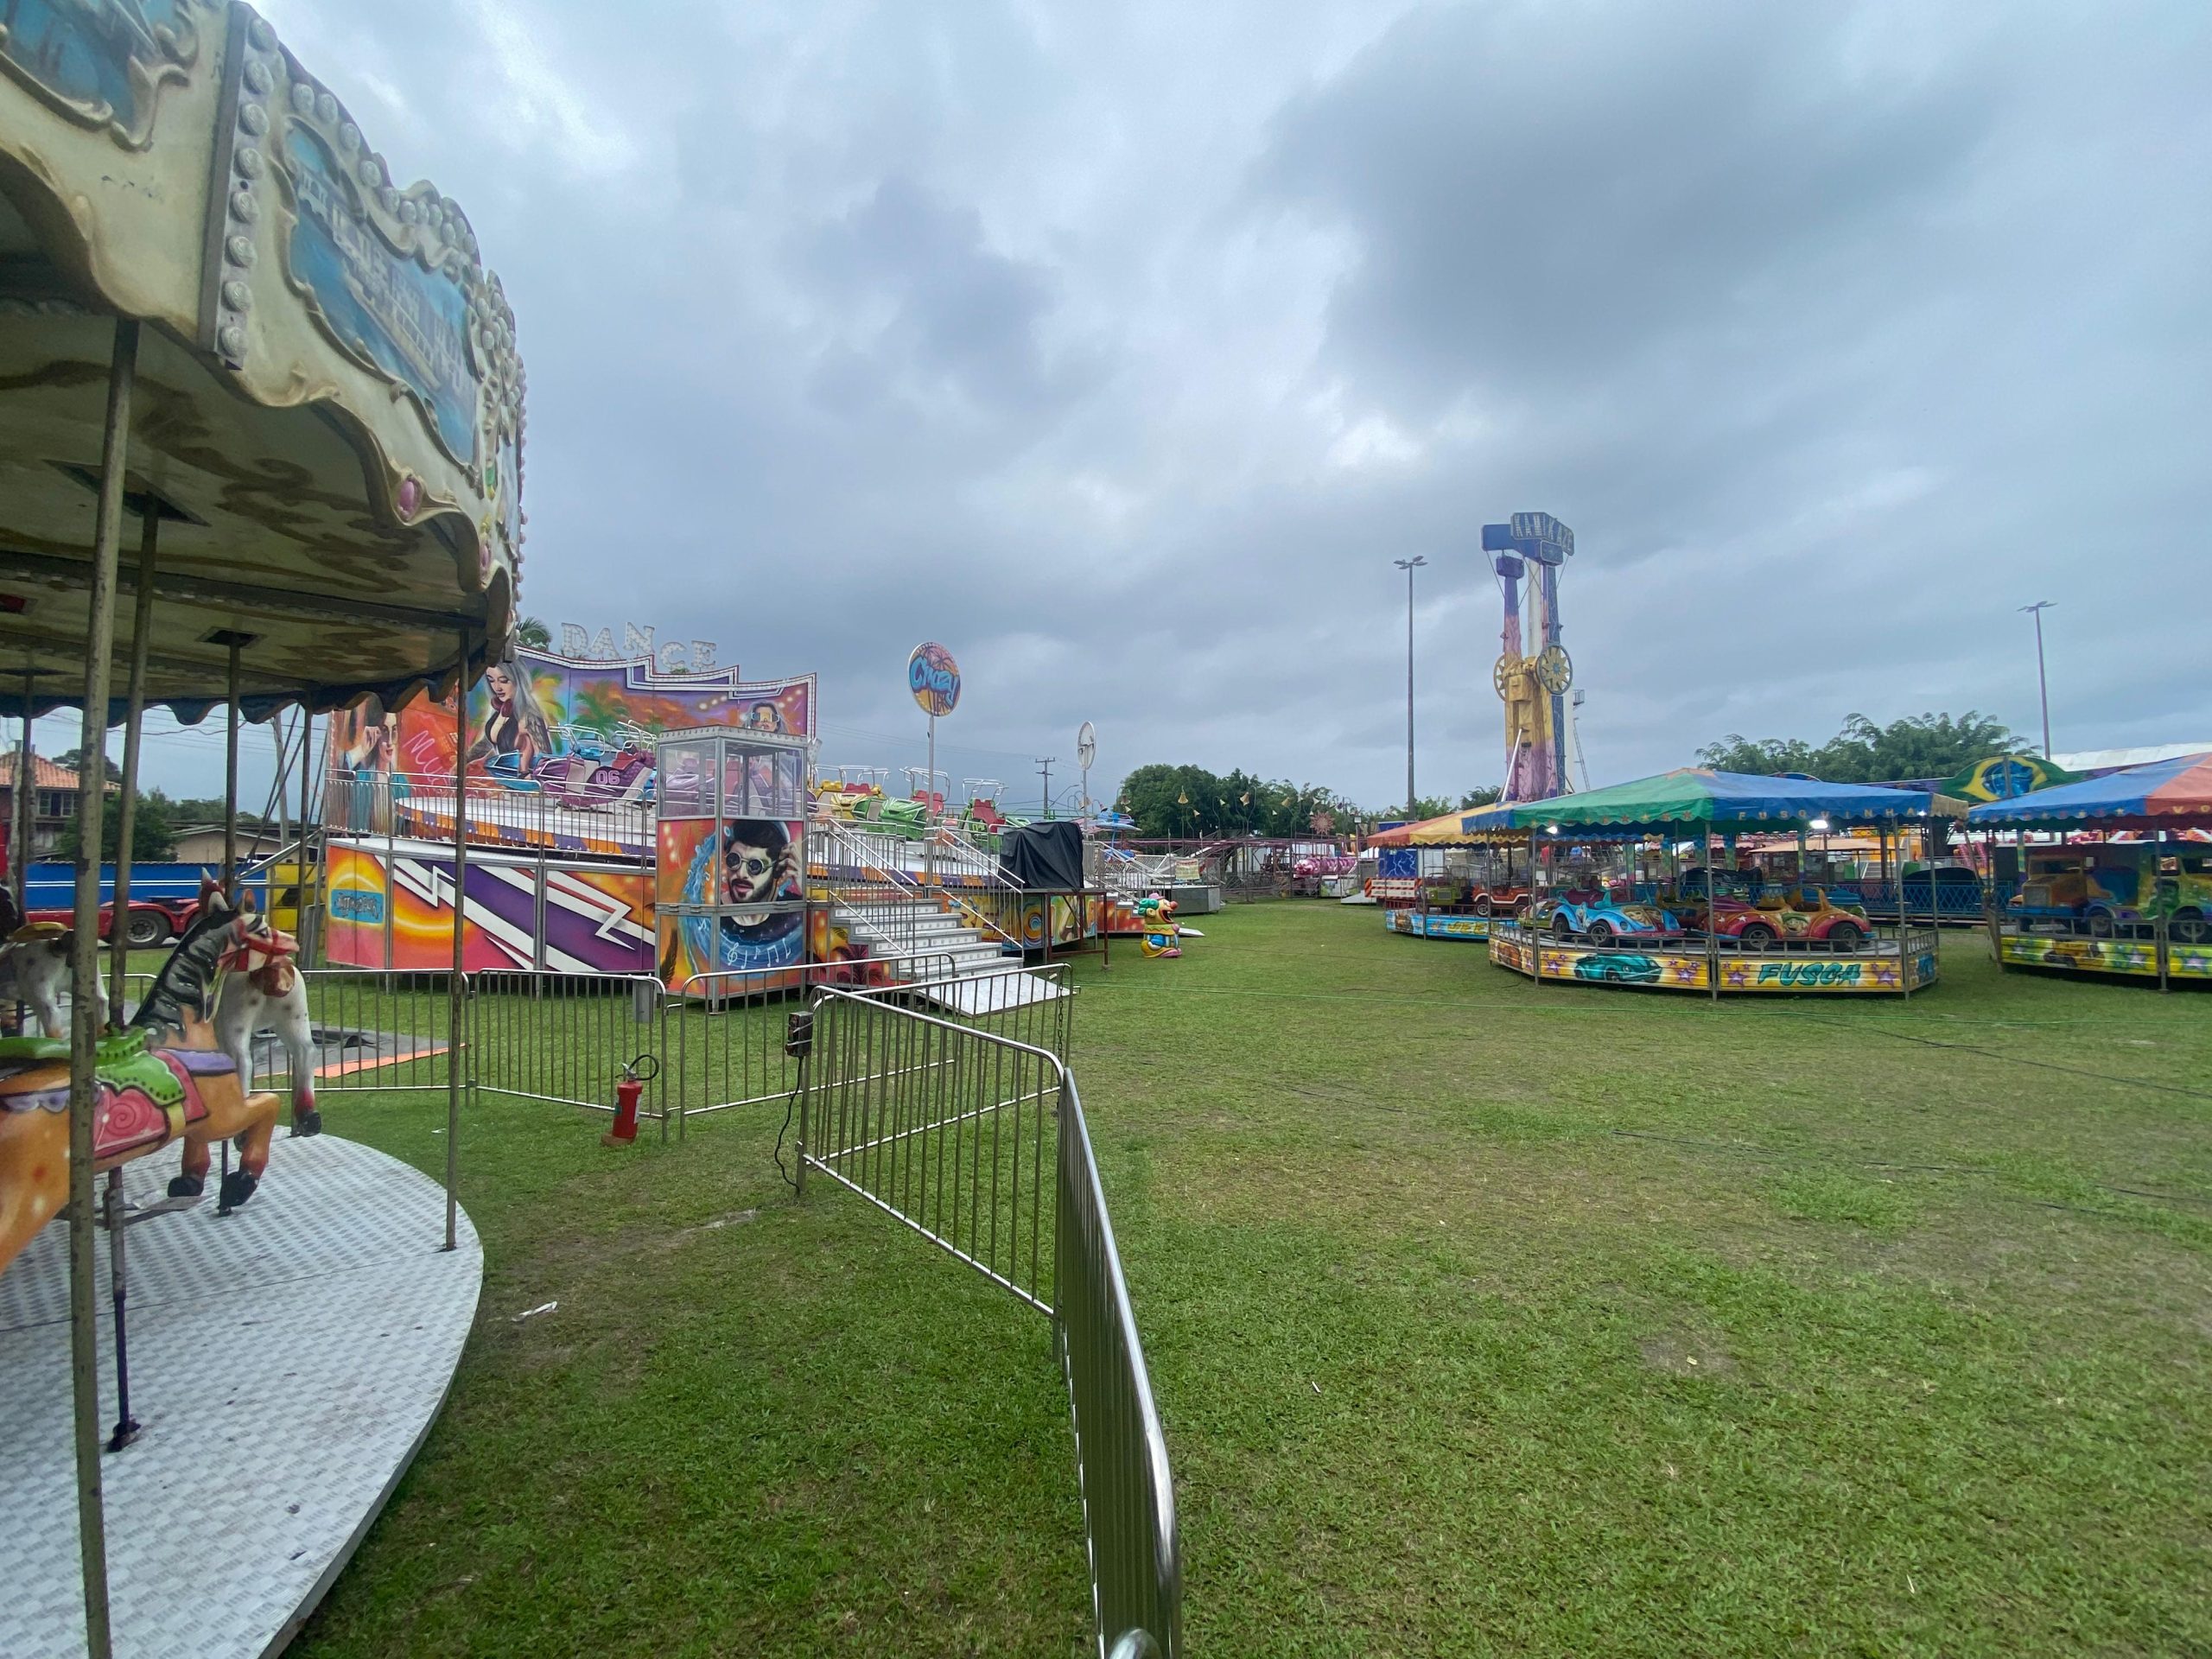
[2021,601,2055,759]
[1395,556,1426,816]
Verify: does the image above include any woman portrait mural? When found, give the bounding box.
[467,652,556,776]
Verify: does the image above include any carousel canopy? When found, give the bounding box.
[1965,752,2212,832]
[0,2,524,721]
[1458,768,1961,838]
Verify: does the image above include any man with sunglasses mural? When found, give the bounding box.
[716,817,803,968]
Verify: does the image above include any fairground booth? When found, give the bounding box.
[0,7,520,1655]
[1442,769,1961,996]
[1968,751,2212,988]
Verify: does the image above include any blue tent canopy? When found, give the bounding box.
[1966,752,2212,830]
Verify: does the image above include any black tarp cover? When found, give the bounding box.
[1000,819,1085,890]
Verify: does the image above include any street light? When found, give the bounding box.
[1394,556,1427,816]
[2020,601,2055,758]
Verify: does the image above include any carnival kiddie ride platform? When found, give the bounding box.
[1968,751,2212,988]
[1386,771,1962,996]
[1365,817,1531,941]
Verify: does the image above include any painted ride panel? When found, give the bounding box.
[321,837,653,976]
[1384,911,1491,941]
[1995,930,2212,982]
[1488,923,1939,995]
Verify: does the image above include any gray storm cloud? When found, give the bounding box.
[132,1,2212,808]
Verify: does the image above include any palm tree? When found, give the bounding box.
[517,615,552,651]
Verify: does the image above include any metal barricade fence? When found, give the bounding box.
[290,968,463,1101]
[666,952,962,1134]
[1059,1067,1183,1659]
[797,985,1062,1309]
[469,968,668,1130]
[797,988,1177,1657]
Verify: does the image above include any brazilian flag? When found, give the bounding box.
[1939,753,2082,803]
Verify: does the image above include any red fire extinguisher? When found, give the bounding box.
[602,1053,660,1147]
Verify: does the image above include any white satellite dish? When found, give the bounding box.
[1077,721,1097,770]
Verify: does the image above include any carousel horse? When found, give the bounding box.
[0,891,285,1277]
[0,921,73,1039]
[212,910,318,1135]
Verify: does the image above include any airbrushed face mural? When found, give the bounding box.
[655,817,806,989]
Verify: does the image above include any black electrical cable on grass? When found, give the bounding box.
[772,1090,799,1192]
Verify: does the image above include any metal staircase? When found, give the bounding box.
[814,817,1065,1008]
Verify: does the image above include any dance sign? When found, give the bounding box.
[909,642,960,717]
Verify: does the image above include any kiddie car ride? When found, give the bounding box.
[1529,890,1682,944]
[1693,884,1872,951]
[2008,850,2212,943]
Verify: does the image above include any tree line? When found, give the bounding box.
[1114,764,1499,838]
[1695,711,2023,784]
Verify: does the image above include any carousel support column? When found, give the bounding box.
[13,660,32,916]
[446,630,472,1253]
[298,709,316,965]
[1706,829,1719,1003]
[109,507,160,1024]
[222,636,241,901]
[1887,827,1908,1001]
[272,712,289,927]
[1984,828,2004,963]
[68,314,137,1659]
[102,1169,137,1452]
[2156,831,2170,993]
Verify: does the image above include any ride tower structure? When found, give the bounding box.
[1480,513,1576,802]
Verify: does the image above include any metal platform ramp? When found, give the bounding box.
[908,969,1068,1014]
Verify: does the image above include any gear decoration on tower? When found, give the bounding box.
[1535,643,1573,696]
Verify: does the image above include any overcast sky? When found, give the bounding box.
[108,1,2211,815]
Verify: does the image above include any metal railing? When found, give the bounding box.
[470,968,667,1128]
[289,968,464,1100]
[325,767,654,861]
[815,816,1027,953]
[1059,1066,1182,1659]
[797,987,1175,1657]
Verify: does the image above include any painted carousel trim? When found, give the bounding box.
[0,0,208,153]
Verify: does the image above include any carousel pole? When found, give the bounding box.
[109,507,159,1024]
[1706,827,1719,1003]
[67,313,137,1659]
[2155,830,2171,994]
[222,638,242,900]
[446,628,472,1252]
[13,659,32,917]
[298,708,317,966]
[272,711,289,923]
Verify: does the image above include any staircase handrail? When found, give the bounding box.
[816,817,1027,953]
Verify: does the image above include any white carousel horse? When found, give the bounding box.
[212,912,320,1135]
[0,896,318,1132]
[0,923,73,1040]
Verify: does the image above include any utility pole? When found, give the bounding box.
[1393,556,1426,816]
[1036,756,1056,819]
[2020,601,2055,758]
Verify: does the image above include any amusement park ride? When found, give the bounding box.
[1483,512,1576,803]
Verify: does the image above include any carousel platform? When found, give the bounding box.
[1,1135,481,1659]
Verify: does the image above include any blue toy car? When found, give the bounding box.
[1573,953,1664,983]
[1529,891,1683,944]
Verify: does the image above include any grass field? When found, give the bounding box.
[296,904,2210,1656]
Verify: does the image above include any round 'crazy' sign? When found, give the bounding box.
[908,641,961,716]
